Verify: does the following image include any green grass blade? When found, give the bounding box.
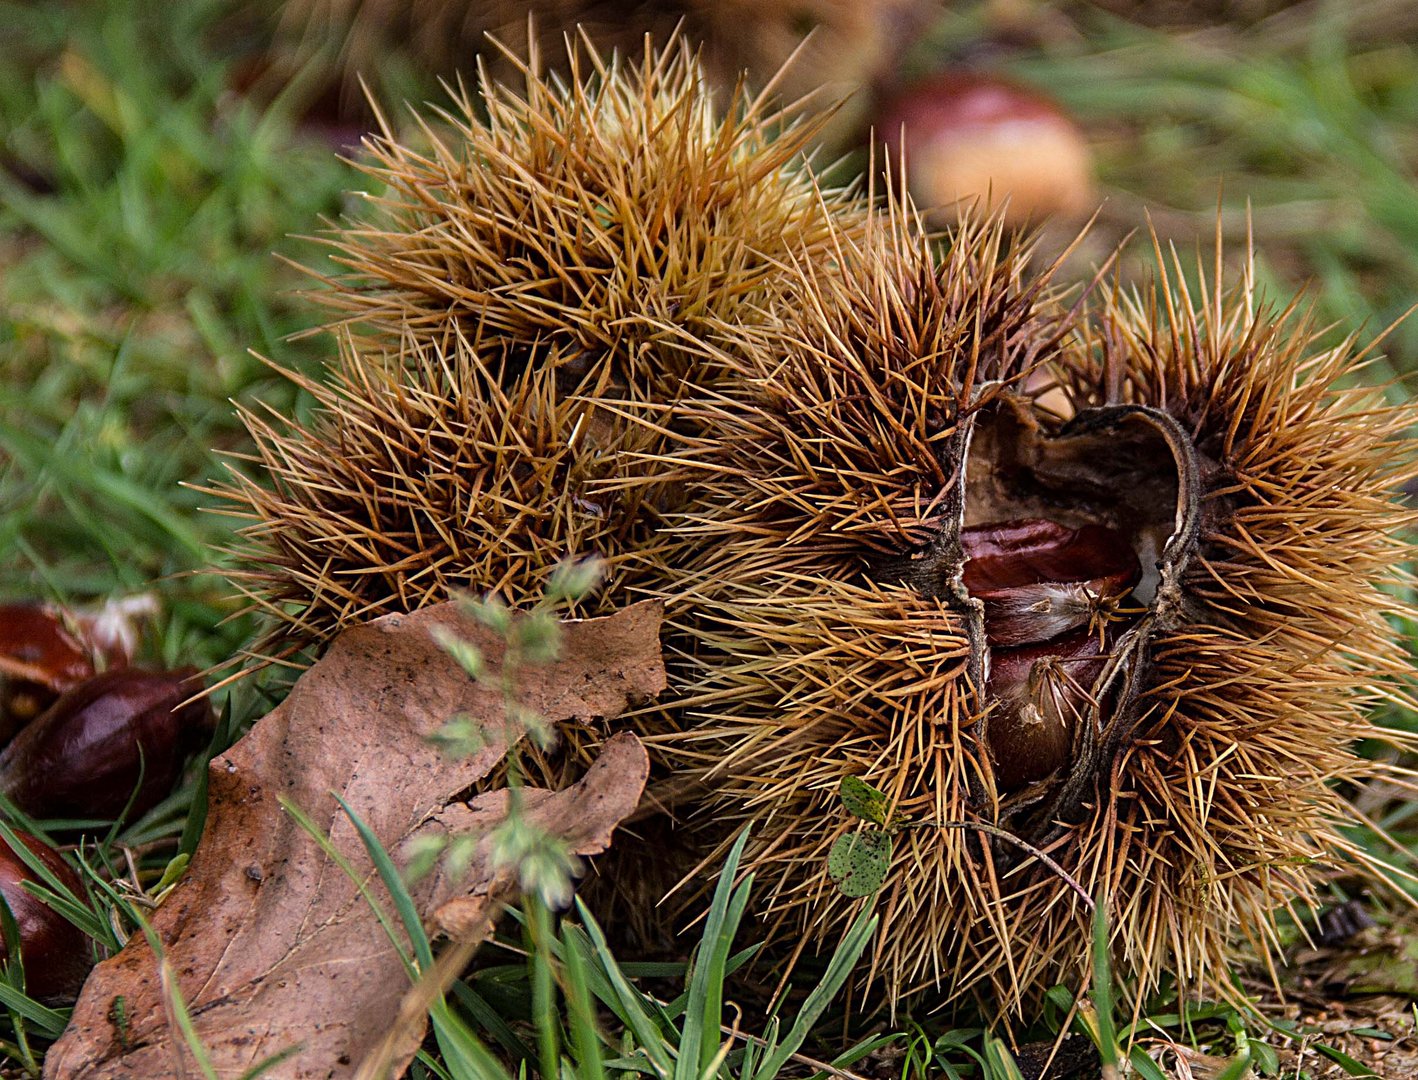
[0,817,111,945]
[431,999,515,1080]
[177,696,226,860]
[826,1034,899,1075]
[415,1048,456,1080]
[129,912,224,1080]
[330,792,436,971]
[1313,1043,1380,1078]
[236,1044,307,1080]
[982,1035,1025,1080]
[562,917,605,1080]
[551,922,628,1021]
[278,796,418,979]
[0,981,68,1038]
[1213,1051,1252,1080]
[679,828,752,1080]
[574,899,674,1078]
[450,981,534,1066]
[659,945,761,1022]
[1091,896,1120,1069]
[526,899,561,1080]
[1128,1046,1169,1080]
[751,905,879,1080]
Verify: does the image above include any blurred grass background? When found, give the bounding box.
[0,0,356,671]
[1,0,1417,1072]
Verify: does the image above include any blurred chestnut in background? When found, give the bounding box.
[0,605,96,741]
[0,668,214,822]
[876,72,1095,227]
[0,830,93,1002]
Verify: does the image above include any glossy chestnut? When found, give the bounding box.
[0,668,213,822]
[985,628,1111,791]
[877,72,1094,227]
[0,605,96,738]
[961,518,1140,648]
[0,830,93,1002]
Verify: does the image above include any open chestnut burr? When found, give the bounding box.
[630,200,1415,1018]
[961,518,1142,790]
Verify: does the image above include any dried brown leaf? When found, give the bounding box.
[44,600,663,1080]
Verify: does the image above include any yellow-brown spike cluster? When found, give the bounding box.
[643,205,1418,1015]
[309,38,855,384]
[217,325,661,641]
[218,27,1418,1022]
[214,37,865,657]
[1048,254,1418,1007]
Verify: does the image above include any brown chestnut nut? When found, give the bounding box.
[986,627,1111,791]
[961,518,1140,647]
[876,72,1094,227]
[0,830,93,1002]
[0,605,96,739]
[0,669,213,822]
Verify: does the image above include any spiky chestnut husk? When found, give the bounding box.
[213,37,868,663]
[642,205,1418,1018]
[216,327,673,645]
[305,37,864,376]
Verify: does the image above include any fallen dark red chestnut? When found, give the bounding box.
[0,605,96,737]
[0,668,213,822]
[985,627,1112,791]
[0,830,92,1002]
[957,519,1137,788]
[876,72,1094,226]
[961,518,1140,647]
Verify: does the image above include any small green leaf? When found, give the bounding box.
[838,776,890,827]
[1213,1050,1252,1080]
[153,853,189,894]
[1250,1039,1281,1074]
[827,830,891,897]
